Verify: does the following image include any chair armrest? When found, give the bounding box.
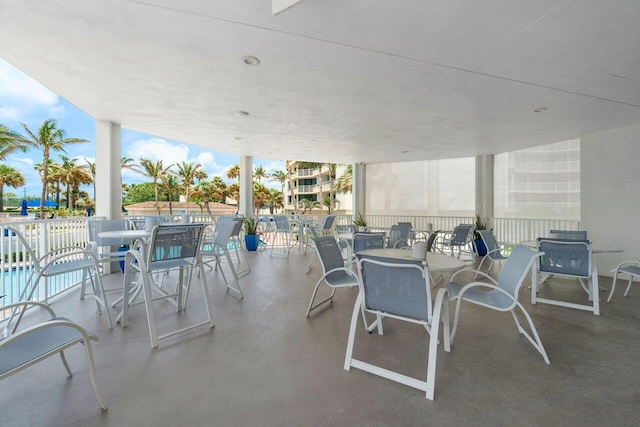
[0,318,97,350]
[1,301,57,337]
[449,269,497,285]
[322,266,359,280]
[613,260,640,271]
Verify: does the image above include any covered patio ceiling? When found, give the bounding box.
[1,0,639,164]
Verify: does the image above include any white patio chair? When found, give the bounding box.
[305,215,337,273]
[200,220,244,299]
[387,223,411,248]
[535,238,599,315]
[269,215,296,258]
[306,236,363,318]
[436,224,474,259]
[4,225,113,329]
[445,245,549,364]
[344,256,450,400]
[474,229,509,278]
[84,219,130,299]
[349,232,385,266]
[121,223,214,348]
[608,260,640,302]
[0,301,107,409]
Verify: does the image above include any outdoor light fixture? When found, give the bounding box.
[236,111,250,117]
[243,56,260,66]
[534,107,548,113]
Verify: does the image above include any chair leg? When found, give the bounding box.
[624,277,635,297]
[607,269,621,302]
[306,280,335,317]
[60,350,73,377]
[89,268,113,329]
[81,338,108,410]
[343,293,363,371]
[510,303,550,364]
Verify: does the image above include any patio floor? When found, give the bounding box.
[2,245,639,426]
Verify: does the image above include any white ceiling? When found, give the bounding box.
[1,0,639,164]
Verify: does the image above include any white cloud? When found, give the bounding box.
[195,151,222,177]
[124,138,190,166]
[0,59,63,121]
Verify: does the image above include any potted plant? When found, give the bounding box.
[353,213,367,232]
[243,217,260,251]
[473,214,489,256]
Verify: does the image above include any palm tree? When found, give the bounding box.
[210,176,228,203]
[0,165,25,212]
[175,161,203,214]
[270,169,289,213]
[161,174,179,215]
[299,198,320,214]
[226,164,240,181]
[0,124,28,160]
[335,164,353,194]
[253,165,269,183]
[17,119,88,218]
[267,188,283,214]
[193,179,217,216]
[326,163,338,213]
[132,158,173,214]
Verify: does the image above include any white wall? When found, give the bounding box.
[581,123,640,277]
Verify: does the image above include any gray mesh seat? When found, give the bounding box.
[387,223,411,248]
[0,301,108,410]
[344,256,450,400]
[306,236,362,318]
[200,220,244,299]
[608,260,640,302]
[445,245,549,364]
[121,223,214,348]
[475,229,509,277]
[305,215,337,273]
[535,238,599,315]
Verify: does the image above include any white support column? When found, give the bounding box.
[239,156,253,217]
[475,155,494,225]
[95,121,122,219]
[353,163,366,220]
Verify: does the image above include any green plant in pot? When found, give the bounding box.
[243,217,260,251]
[353,213,367,232]
[473,214,489,256]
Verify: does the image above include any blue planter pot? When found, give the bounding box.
[245,235,259,251]
[474,239,487,256]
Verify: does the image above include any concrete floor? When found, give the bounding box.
[2,246,640,426]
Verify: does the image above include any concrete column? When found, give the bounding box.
[475,154,494,225]
[353,163,366,219]
[239,156,253,217]
[95,121,122,219]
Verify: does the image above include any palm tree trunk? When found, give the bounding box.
[40,150,49,218]
[153,181,160,214]
[204,195,212,216]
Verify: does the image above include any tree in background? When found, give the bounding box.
[0,124,28,160]
[175,161,205,214]
[253,165,269,183]
[335,164,353,194]
[0,165,25,212]
[17,119,88,218]
[133,158,173,214]
[161,174,179,215]
[269,169,289,213]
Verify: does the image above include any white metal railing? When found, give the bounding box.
[294,185,318,194]
[296,169,317,177]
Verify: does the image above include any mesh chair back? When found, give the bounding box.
[450,224,473,245]
[148,224,204,269]
[358,257,431,322]
[214,215,236,233]
[478,229,499,253]
[320,215,336,233]
[549,230,587,240]
[496,245,540,297]
[230,218,244,237]
[129,218,145,230]
[87,219,130,246]
[388,224,411,248]
[353,233,385,253]
[538,238,591,278]
[426,230,440,252]
[272,215,291,231]
[336,224,355,234]
[313,236,349,283]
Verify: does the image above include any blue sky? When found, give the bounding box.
[0,58,285,199]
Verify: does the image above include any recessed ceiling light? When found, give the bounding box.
[243,56,260,66]
[234,136,243,140]
[402,150,409,154]
[534,107,548,113]
[236,111,249,117]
